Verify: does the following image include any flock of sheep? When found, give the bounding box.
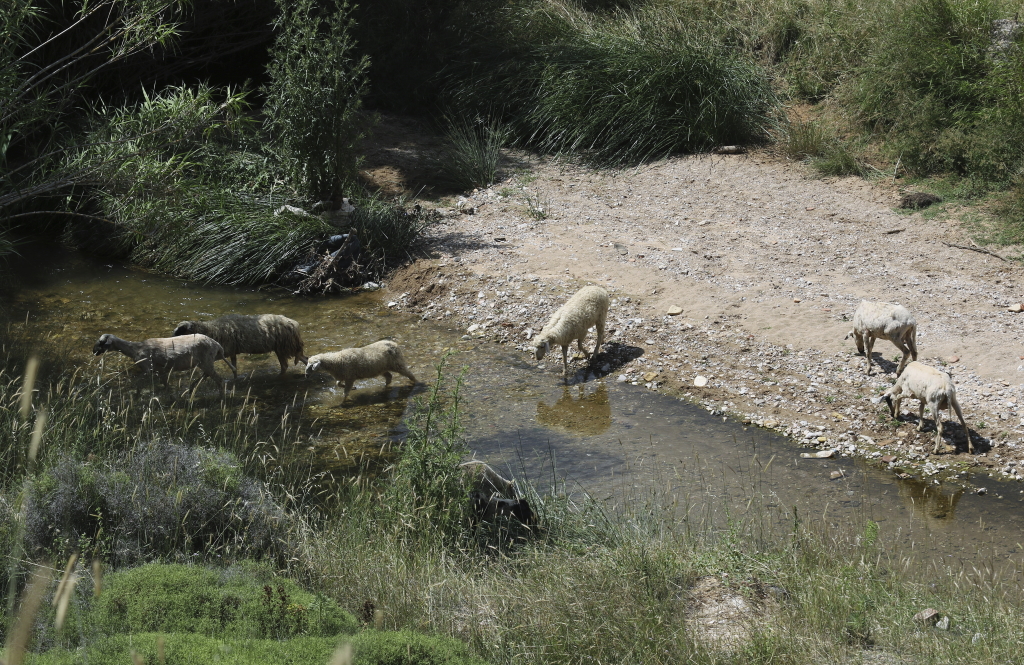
[91,286,972,456]
[92,313,416,401]
[534,287,972,456]
[88,285,974,527]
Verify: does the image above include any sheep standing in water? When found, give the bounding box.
[534,285,610,377]
[305,340,416,402]
[172,314,307,378]
[846,300,918,376]
[880,361,970,454]
[92,333,233,396]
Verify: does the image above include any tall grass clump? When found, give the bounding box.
[851,0,1024,188]
[263,0,370,203]
[348,195,440,269]
[435,115,510,190]
[447,1,778,163]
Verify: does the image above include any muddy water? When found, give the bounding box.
[6,244,1024,572]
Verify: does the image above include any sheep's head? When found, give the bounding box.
[534,339,550,361]
[172,321,196,336]
[305,357,321,375]
[93,334,114,356]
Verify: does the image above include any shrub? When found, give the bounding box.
[52,562,358,643]
[851,0,1024,184]
[348,195,440,271]
[28,630,488,665]
[435,115,510,191]
[24,441,293,567]
[263,0,370,202]
[447,1,778,164]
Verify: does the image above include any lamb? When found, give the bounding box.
[172,314,307,378]
[460,460,536,525]
[880,361,970,454]
[534,285,610,377]
[846,300,918,376]
[92,333,234,397]
[304,340,416,402]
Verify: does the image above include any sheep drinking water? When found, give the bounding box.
[304,340,416,402]
[880,361,970,454]
[172,314,307,378]
[534,285,610,377]
[92,333,233,397]
[846,300,918,376]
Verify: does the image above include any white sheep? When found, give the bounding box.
[93,333,234,397]
[172,314,307,378]
[304,340,416,402]
[846,300,918,376]
[880,361,970,454]
[534,285,610,377]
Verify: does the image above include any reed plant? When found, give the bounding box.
[435,115,510,191]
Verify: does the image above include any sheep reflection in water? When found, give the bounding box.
[536,382,612,436]
[898,477,965,526]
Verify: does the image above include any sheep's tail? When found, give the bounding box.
[280,323,307,365]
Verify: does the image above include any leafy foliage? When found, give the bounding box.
[263,0,371,202]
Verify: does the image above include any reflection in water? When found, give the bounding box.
[898,478,965,525]
[536,382,611,436]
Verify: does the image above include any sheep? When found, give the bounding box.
[93,333,234,397]
[879,361,970,454]
[304,340,416,402]
[172,314,307,378]
[460,460,537,526]
[846,300,918,376]
[534,285,610,377]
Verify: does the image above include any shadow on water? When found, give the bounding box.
[6,242,1024,572]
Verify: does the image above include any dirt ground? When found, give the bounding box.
[364,115,1024,490]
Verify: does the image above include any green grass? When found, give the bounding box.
[435,115,510,191]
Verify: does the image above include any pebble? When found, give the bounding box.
[667,306,683,316]
[830,470,844,479]
[945,356,960,363]
[914,608,941,626]
[1008,303,1023,313]
[800,450,835,459]
[694,376,708,387]
[644,372,659,382]
[617,375,628,382]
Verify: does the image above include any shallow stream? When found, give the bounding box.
[6,244,1024,574]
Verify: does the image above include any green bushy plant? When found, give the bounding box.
[23,441,292,567]
[263,0,370,203]
[435,115,510,190]
[447,1,778,164]
[59,562,357,642]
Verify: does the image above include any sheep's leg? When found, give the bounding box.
[907,329,919,362]
[854,331,866,356]
[560,344,569,377]
[230,355,239,380]
[397,367,417,384]
[916,400,925,432]
[275,350,289,375]
[864,336,876,375]
[950,395,971,454]
[576,336,588,359]
[202,363,224,398]
[342,379,354,402]
[892,338,912,376]
[383,371,393,386]
[594,314,606,358]
[930,397,945,453]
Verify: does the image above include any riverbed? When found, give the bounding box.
[5,243,1024,575]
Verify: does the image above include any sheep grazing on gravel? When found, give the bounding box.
[172,314,307,378]
[460,460,536,526]
[93,333,234,397]
[880,361,970,454]
[846,300,918,376]
[304,340,416,402]
[534,285,610,377]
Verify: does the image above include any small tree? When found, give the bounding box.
[263,0,370,203]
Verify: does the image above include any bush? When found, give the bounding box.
[263,0,370,202]
[52,562,358,643]
[24,441,293,567]
[447,1,778,163]
[851,0,1024,184]
[435,115,510,191]
[348,195,440,270]
[28,630,488,665]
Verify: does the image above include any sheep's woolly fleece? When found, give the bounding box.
[382,146,1024,487]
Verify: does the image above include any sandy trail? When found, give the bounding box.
[368,122,1024,485]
